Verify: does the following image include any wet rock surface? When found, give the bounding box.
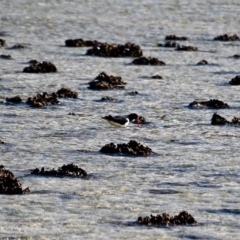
[233,54,240,59]
[165,35,188,41]
[175,45,198,51]
[65,38,99,47]
[6,96,22,103]
[197,59,208,65]
[0,165,30,194]
[211,113,240,125]
[88,72,126,90]
[132,56,166,65]
[100,140,152,156]
[56,88,78,98]
[137,211,197,226]
[31,163,87,178]
[10,44,25,49]
[0,54,12,59]
[128,91,139,96]
[214,34,239,41]
[189,99,229,109]
[101,96,116,101]
[23,61,57,73]
[86,42,143,57]
[26,92,59,107]
[229,75,240,85]
[0,140,5,144]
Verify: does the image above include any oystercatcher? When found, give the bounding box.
[101,113,140,127]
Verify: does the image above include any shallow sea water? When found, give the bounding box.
[1,0,240,239]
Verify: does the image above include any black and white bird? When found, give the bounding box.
[101,113,140,127]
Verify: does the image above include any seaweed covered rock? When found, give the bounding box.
[197,59,208,65]
[56,88,78,98]
[211,113,240,125]
[137,211,197,226]
[189,99,229,109]
[26,92,59,107]
[0,54,12,59]
[86,42,142,57]
[6,96,22,103]
[165,35,188,41]
[65,38,99,47]
[157,41,180,48]
[0,165,30,194]
[175,45,198,51]
[0,38,6,46]
[31,163,87,178]
[132,56,166,66]
[100,140,152,156]
[88,72,126,90]
[23,61,57,73]
[229,75,240,85]
[214,34,239,41]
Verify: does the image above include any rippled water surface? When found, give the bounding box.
[1,0,240,239]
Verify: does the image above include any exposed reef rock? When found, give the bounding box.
[0,165,30,194]
[197,59,208,65]
[65,38,99,47]
[6,96,22,103]
[137,211,197,226]
[101,96,116,101]
[86,42,142,57]
[132,56,166,65]
[0,54,12,59]
[229,75,240,85]
[165,35,188,41]
[151,75,162,79]
[211,113,240,125]
[0,38,6,46]
[0,140,5,144]
[88,72,126,90]
[26,92,59,107]
[10,44,25,49]
[189,99,229,109]
[233,54,240,59]
[157,41,180,48]
[56,88,78,98]
[100,140,152,156]
[31,163,87,178]
[23,61,57,73]
[175,45,198,51]
[214,34,239,41]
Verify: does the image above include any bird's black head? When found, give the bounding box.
[127,113,139,122]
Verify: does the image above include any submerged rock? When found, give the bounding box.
[211,113,240,125]
[88,72,126,90]
[56,88,78,98]
[6,96,22,103]
[165,35,188,41]
[86,42,143,57]
[132,56,165,65]
[229,75,240,85]
[23,61,57,73]
[0,165,30,194]
[214,34,239,41]
[31,163,87,178]
[26,92,59,107]
[175,45,198,51]
[151,75,162,79]
[189,99,229,109]
[100,140,152,156]
[137,211,197,226]
[10,44,25,49]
